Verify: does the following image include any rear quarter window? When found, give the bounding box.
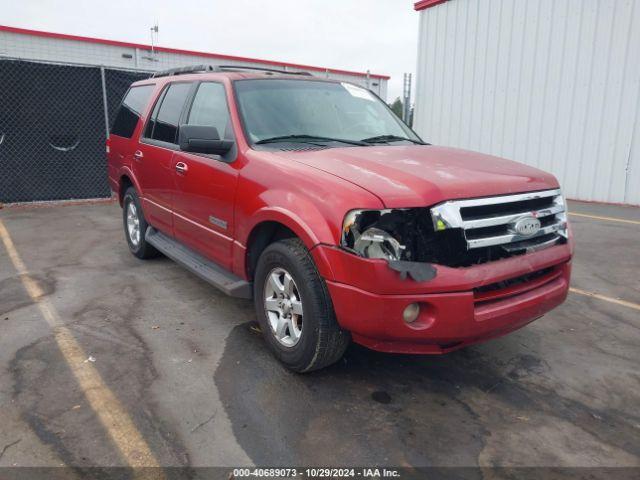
[110,85,154,138]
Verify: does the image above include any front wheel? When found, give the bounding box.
[254,238,350,372]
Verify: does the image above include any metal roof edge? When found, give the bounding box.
[414,0,450,11]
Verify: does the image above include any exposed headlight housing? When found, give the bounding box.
[339,207,488,267]
[341,209,407,261]
[353,227,405,260]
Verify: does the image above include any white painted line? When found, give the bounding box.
[568,212,640,225]
[570,287,640,312]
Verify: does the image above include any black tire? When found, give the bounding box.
[122,187,158,259]
[254,238,350,373]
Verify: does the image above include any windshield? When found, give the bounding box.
[234,79,421,146]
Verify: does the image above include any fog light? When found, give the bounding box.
[403,303,420,323]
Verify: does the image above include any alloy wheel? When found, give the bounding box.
[126,201,141,247]
[263,267,304,347]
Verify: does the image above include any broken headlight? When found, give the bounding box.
[340,208,468,265]
[341,209,407,261]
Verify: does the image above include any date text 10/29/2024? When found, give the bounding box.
[232,468,401,478]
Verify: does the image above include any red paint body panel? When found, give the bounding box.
[171,149,239,270]
[135,142,175,234]
[279,145,560,208]
[326,257,571,354]
[107,72,573,355]
[314,240,573,295]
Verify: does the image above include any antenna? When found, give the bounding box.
[150,22,159,55]
[402,73,412,123]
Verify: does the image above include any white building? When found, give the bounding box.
[413,0,640,205]
[0,25,389,99]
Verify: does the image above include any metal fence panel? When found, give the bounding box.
[105,68,150,130]
[0,59,148,203]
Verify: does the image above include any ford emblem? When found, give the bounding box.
[512,216,541,236]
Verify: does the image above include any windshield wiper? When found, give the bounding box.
[254,134,368,146]
[360,134,426,145]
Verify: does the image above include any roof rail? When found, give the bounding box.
[150,64,314,79]
[151,64,218,78]
[217,65,313,76]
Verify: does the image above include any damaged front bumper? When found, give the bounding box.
[312,241,573,354]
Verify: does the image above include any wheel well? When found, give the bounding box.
[119,175,133,206]
[246,221,296,280]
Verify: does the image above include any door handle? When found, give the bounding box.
[175,162,188,174]
[133,150,144,162]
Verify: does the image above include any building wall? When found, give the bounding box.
[414,0,640,205]
[0,29,388,99]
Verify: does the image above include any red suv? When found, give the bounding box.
[107,65,573,372]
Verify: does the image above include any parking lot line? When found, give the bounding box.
[0,219,163,474]
[568,212,640,225]
[570,287,640,311]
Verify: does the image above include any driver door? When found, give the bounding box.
[171,81,239,270]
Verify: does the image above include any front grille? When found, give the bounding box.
[475,267,555,295]
[460,196,555,220]
[473,264,564,304]
[430,189,568,254]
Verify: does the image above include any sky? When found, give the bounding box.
[3,0,420,102]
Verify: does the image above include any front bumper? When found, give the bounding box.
[313,242,572,354]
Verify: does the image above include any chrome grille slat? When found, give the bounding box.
[466,222,566,248]
[431,189,567,252]
[462,203,564,229]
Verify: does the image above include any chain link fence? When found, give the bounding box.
[0,59,149,203]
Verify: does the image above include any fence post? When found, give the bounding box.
[99,66,110,138]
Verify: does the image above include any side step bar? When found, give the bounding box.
[145,227,252,299]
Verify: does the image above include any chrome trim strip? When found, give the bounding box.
[173,210,233,242]
[430,188,563,230]
[467,221,567,249]
[440,188,561,209]
[430,189,567,253]
[462,204,564,229]
[502,236,561,253]
[144,197,173,214]
[145,198,233,242]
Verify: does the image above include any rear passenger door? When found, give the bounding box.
[135,81,194,235]
[171,81,239,270]
[108,84,154,185]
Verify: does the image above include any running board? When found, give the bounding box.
[145,227,252,299]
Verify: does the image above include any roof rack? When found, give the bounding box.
[151,64,218,78]
[151,64,314,79]
[217,65,312,76]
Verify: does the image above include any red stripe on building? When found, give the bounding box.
[414,0,450,11]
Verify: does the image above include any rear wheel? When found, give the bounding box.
[254,238,350,372]
[122,187,158,259]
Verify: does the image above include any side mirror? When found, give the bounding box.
[179,125,233,155]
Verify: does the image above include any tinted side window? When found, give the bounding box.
[144,89,165,139]
[151,83,192,144]
[111,85,154,138]
[187,83,234,140]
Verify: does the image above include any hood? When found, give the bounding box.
[272,145,560,208]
